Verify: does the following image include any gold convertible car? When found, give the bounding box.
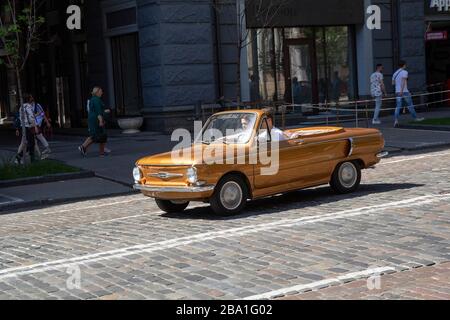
[133,110,387,215]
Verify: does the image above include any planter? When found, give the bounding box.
[117,116,144,134]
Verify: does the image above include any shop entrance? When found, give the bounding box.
[426,21,450,100]
[284,39,318,113]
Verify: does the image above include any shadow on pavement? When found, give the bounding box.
[162,183,425,220]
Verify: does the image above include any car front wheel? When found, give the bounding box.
[330,161,361,194]
[155,199,189,213]
[210,175,249,216]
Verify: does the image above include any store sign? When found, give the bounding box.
[426,31,448,40]
[426,0,450,14]
[246,0,364,28]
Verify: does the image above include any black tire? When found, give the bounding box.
[330,161,361,194]
[155,199,189,213]
[210,175,249,216]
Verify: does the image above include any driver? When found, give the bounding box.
[260,108,290,142]
[240,115,251,132]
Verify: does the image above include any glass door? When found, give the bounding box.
[284,39,318,114]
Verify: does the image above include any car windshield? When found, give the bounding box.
[197,113,257,145]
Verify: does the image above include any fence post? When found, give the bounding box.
[281,105,286,130]
[336,102,340,126]
[365,101,370,128]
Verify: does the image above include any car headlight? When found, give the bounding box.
[133,167,142,183]
[186,167,198,184]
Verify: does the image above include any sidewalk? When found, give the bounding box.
[0,130,176,211]
[1,108,450,211]
[350,107,450,153]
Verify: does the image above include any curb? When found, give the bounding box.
[384,142,450,156]
[0,170,95,189]
[399,124,450,132]
[0,189,139,214]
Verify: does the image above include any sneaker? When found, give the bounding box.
[78,145,87,157]
[14,154,22,165]
[414,117,425,122]
[104,148,112,154]
[42,147,51,154]
[394,121,399,128]
[99,153,109,158]
[372,119,381,125]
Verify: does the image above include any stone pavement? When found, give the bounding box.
[281,262,450,300]
[0,148,448,299]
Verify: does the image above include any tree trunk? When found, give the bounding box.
[15,66,26,135]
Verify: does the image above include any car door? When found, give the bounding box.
[253,122,338,192]
[253,117,304,190]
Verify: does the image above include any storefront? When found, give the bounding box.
[245,0,363,111]
[425,1,450,88]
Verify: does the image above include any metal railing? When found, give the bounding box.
[195,83,450,128]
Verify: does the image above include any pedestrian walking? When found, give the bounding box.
[31,97,52,158]
[15,94,38,163]
[392,60,424,128]
[78,87,111,157]
[370,64,387,125]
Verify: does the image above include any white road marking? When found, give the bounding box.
[90,212,164,225]
[241,266,397,300]
[0,193,448,281]
[381,151,450,165]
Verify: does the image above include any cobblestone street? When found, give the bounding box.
[0,148,449,300]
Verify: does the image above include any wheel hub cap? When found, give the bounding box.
[339,163,357,188]
[220,181,243,210]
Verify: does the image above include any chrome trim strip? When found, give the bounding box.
[377,151,389,159]
[347,138,354,157]
[147,172,184,179]
[134,184,215,193]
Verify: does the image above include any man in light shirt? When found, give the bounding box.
[370,64,387,125]
[260,108,289,142]
[392,60,424,128]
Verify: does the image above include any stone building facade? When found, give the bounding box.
[1,0,449,130]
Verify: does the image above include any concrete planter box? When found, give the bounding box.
[117,116,144,134]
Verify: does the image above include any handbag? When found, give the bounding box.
[93,128,108,143]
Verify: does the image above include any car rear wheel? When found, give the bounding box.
[330,161,361,194]
[155,199,189,213]
[210,175,249,216]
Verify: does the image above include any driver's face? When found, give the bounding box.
[241,118,249,130]
[267,118,274,130]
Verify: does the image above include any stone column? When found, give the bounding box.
[137,0,217,132]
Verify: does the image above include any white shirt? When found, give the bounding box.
[19,103,37,128]
[370,71,383,97]
[393,69,409,93]
[271,127,287,141]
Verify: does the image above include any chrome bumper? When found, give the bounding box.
[377,151,389,159]
[133,184,215,193]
